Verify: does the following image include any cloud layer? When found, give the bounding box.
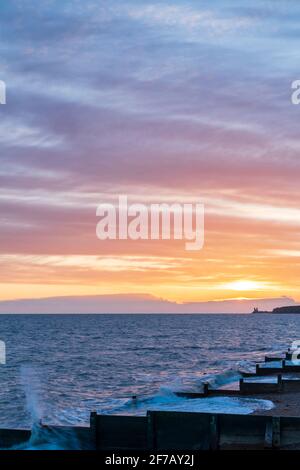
[1,0,300,306]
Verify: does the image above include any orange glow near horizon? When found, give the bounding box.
[0,224,299,305]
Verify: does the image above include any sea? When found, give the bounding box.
[0,313,299,432]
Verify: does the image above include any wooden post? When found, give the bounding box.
[272,417,281,449]
[264,417,281,449]
[147,412,156,450]
[209,414,219,450]
[264,418,273,449]
[90,411,98,450]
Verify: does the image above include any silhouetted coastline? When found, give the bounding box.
[252,306,300,314]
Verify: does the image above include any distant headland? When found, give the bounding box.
[252,305,300,314]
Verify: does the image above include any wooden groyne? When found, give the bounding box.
[177,348,300,398]
[91,411,300,450]
[2,411,300,450]
[87,345,300,450]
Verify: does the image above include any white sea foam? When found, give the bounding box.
[20,365,44,425]
[243,376,278,384]
[6,424,83,450]
[110,388,274,416]
[198,369,241,389]
[144,396,274,415]
[260,361,282,369]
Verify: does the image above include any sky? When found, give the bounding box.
[0,0,300,311]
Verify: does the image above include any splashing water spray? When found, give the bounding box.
[18,365,50,448]
[21,365,44,426]
[15,365,82,450]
